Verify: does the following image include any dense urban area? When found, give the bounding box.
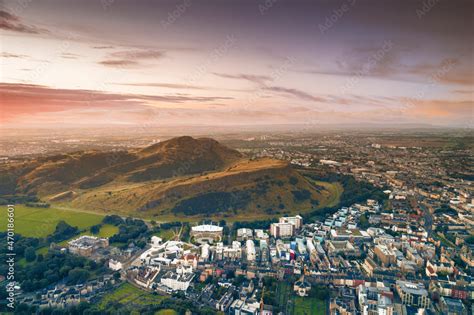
[1,129,473,315]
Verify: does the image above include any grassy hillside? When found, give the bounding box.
[1,137,345,220]
[6,136,243,196]
[0,205,104,238]
[62,158,343,220]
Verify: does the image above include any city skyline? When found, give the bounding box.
[1,0,473,128]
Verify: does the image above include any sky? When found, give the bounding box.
[0,0,473,129]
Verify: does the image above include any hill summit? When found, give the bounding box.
[1,136,341,219]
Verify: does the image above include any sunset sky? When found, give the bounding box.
[1,0,472,128]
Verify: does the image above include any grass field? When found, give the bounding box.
[276,282,326,315]
[154,227,178,241]
[293,296,325,315]
[97,224,120,238]
[155,310,178,315]
[0,205,104,238]
[276,282,292,314]
[99,283,165,310]
[302,176,343,209]
[314,181,343,208]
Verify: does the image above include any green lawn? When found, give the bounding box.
[97,224,119,238]
[293,296,325,315]
[0,205,104,238]
[99,283,165,310]
[276,282,326,315]
[276,282,292,313]
[154,228,177,241]
[18,245,50,267]
[155,310,178,315]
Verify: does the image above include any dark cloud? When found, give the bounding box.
[61,52,81,59]
[0,10,46,34]
[212,73,273,85]
[99,49,164,68]
[109,49,164,59]
[407,58,474,86]
[92,45,115,49]
[115,82,207,90]
[0,52,28,58]
[99,60,139,67]
[264,86,327,102]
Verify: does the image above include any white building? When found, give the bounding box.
[140,239,195,266]
[200,243,210,261]
[236,228,253,241]
[151,236,162,248]
[223,241,242,260]
[254,229,269,240]
[160,271,194,291]
[246,240,256,261]
[108,259,123,271]
[280,215,303,230]
[395,280,430,309]
[357,283,394,315]
[176,264,193,275]
[270,222,294,238]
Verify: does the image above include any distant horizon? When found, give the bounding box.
[0,121,472,135]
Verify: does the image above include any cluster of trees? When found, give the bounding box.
[0,233,41,279]
[333,174,386,206]
[0,216,109,299]
[25,202,50,208]
[19,249,104,292]
[47,221,79,243]
[359,212,370,229]
[103,215,124,226]
[27,296,220,315]
[0,194,39,205]
[232,218,277,230]
[172,191,251,215]
[8,302,106,315]
[303,172,387,220]
[108,217,149,248]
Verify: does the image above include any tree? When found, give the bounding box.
[24,246,36,262]
[113,272,121,280]
[465,235,474,245]
[67,268,90,285]
[47,221,79,242]
[90,224,101,234]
